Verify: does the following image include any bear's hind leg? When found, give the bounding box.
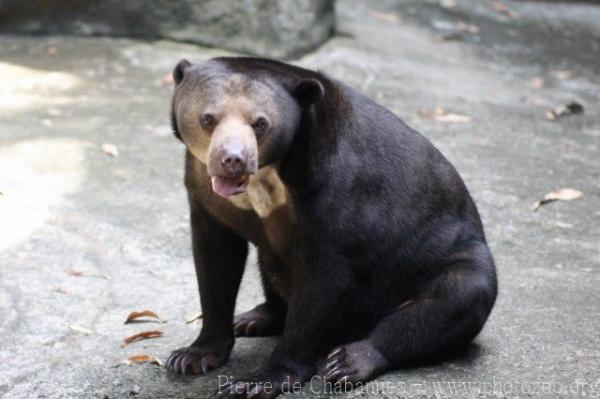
[325,242,497,386]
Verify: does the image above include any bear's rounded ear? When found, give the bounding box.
[173,59,192,85]
[292,78,324,107]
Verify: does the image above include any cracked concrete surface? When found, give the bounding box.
[1,0,599,397]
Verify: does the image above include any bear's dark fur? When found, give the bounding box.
[166,57,497,398]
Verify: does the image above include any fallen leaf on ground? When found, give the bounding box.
[489,1,517,18]
[435,113,472,123]
[64,267,110,280]
[533,188,583,211]
[101,143,119,157]
[47,46,58,56]
[530,77,544,89]
[438,32,463,42]
[69,324,94,335]
[552,70,573,80]
[122,330,164,347]
[420,107,472,123]
[125,310,166,324]
[123,354,164,367]
[546,101,584,120]
[65,268,83,277]
[368,8,401,24]
[186,312,203,324]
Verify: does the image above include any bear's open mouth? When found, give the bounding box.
[210,175,250,198]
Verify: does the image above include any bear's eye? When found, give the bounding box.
[200,114,216,129]
[252,117,269,135]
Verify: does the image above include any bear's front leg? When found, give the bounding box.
[167,204,248,375]
[219,267,348,398]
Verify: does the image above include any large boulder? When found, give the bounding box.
[0,0,335,59]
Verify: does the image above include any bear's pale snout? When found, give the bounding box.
[220,148,248,177]
[206,120,258,198]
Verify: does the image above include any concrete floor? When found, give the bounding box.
[1,0,599,397]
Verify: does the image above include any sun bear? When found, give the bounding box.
[166,57,497,398]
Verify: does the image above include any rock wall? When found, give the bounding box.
[0,0,335,59]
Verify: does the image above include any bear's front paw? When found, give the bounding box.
[217,366,311,398]
[166,346,228,376]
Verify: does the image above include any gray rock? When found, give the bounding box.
[0,0,335,59]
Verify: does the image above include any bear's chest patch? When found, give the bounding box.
[227,166,289,219]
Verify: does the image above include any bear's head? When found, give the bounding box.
[171,58,324,198]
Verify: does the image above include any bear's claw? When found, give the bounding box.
[166,349,222,376]
[324,341,390,389]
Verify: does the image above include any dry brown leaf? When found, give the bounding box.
[69,324,94,335]
[533,188,583,211]
[186,312,203,324]
[124,354,164,367]
[530,77,544,89]
[435,113,472,123]
[546,101,584,121]
[101,143,119,157]
[122,330,164,347]
[437,32,463,42]
[124,310,166,324]
[423,107,472,123]
[368,9,401,24]
[64,267,110,280]
[65,268,83,277]
[489,1,517,18]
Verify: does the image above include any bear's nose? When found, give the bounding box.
[221,151,246,176]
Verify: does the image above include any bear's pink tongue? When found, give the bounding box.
[211,175,248,198]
